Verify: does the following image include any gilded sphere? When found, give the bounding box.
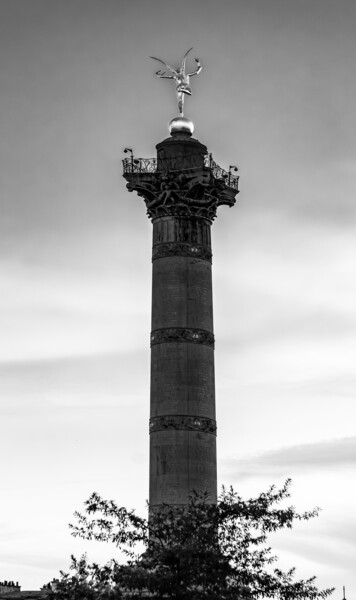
[169,116,194,136]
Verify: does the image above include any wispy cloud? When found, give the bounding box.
[0,351,148,410]
[224,437,356,480]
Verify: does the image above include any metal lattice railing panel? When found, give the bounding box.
[204,154,239,190]
[123,157,157,174]
[123,154,239,190]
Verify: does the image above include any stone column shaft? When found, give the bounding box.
[149,215,217,506]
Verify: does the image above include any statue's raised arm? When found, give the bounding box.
[187,59,202,77]
[150,48,202,117]
[183,47,202,77]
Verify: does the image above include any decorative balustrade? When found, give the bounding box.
[204,154,239,190]
[123,156,157,174]
[123,153,239,190]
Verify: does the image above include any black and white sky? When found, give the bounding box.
[0,0,355,594]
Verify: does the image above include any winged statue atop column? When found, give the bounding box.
[150,48,202,116]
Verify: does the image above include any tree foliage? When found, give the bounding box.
[48,480,334,600]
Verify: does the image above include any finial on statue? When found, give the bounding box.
[150,48,201,135]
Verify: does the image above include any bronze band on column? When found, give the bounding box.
[150,415,217,436]
[152,242,212,263]
[150,327,215,348]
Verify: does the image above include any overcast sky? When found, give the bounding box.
[0,0,355,595]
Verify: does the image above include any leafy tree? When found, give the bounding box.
[47,479,334,600]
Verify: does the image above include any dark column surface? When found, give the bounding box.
[150,213,216,506]
[123,130,238,507]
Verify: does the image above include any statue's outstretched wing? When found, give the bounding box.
[150,56,178,77]
[181,47,193,73]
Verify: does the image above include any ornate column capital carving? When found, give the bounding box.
[123,167,237,223]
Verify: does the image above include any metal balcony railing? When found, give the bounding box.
[122,157,157,173]
[204,154,239,190]
[123,153,239,190]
